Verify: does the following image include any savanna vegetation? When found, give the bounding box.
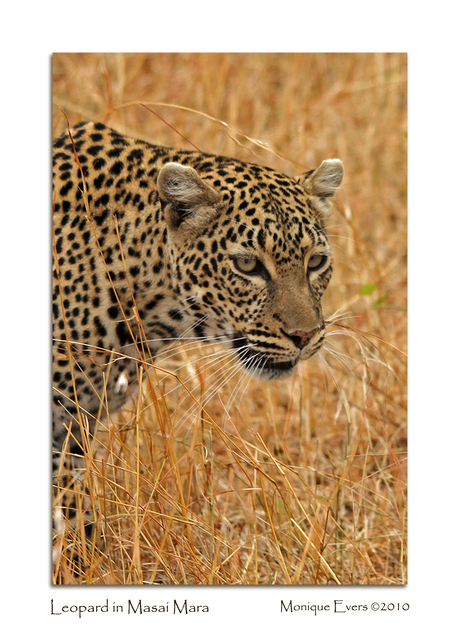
[52,52,407,585]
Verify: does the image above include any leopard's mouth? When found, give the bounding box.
[231,335,299,380]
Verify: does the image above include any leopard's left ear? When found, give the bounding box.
[298,159,344,227]
[158,162,220,232]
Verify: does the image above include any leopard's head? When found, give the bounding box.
[158,157,343,379]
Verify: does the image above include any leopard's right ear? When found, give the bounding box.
[301,159,344,198]
[158,163,220,232]
[298,159,344,227]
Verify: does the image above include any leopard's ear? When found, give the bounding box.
[301,159,344,198]
[298,159,344,227]
[158,163,220,232]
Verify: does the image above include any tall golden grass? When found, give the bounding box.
[52,52,407,585]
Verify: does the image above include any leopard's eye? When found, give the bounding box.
[234,257,259,273]
[308,254,328,271]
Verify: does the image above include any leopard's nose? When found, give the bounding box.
[285,328,320,350]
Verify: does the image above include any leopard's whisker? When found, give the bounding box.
[322,344,354,371]
[171,349,249,430]
[175,343,257,414]
[222,353,264,418]
[140,343,248,418]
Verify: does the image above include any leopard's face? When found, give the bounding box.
[158,158,343,380]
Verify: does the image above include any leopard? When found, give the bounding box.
[52,121,343,467]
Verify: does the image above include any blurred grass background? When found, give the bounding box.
[52,52,407,585]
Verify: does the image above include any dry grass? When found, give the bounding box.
[52,52,407,585]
